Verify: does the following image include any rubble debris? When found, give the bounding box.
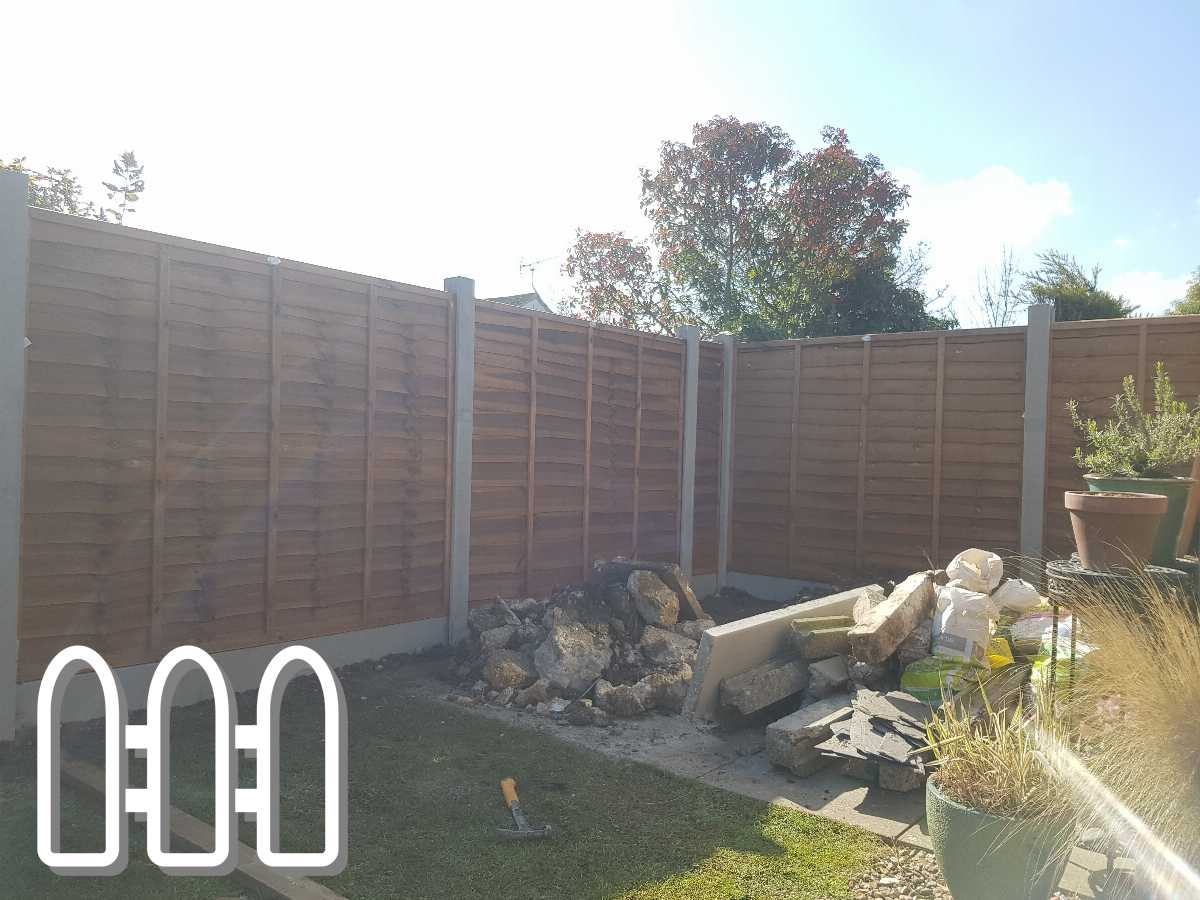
[847,652,895,689]
[813,688,935,791]
[640,625,699,667]
[451,559,708,724]
[848,572,936,664]
[895,619,933,667]
[765,693,853,776]
[534,622,613,693]
[590,559,708,621]
[807,655,851,699]
[720,656,810,715]
[790,620,852,660]
[484,649,538,691]
[686,585,881,720]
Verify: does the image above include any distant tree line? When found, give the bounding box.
[2,151,145,224]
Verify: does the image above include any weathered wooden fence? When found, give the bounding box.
[10,207,722,686]
[3,187,1198,732]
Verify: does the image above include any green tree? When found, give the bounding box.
[640,116,795,333]
[1,151,145,222]
[1023,250,1136,321]
[1167,268,1200,315]
[567,118,953,338]
[101,151,145,224]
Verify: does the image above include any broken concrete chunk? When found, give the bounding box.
[479,624,517,653]
[878,761,925,793]
[847,653,894,689]
[847,572,936,663]
[533,622,613,692]
[807,655,850,699]
[765,694,853,775]
[513,678,551,708]
[852,586,887,625]
[640,625,699,667]
[483,649,537,690]
[469,603,521,634]
[670,618,716,642]
[628,571,680,626]
[720,656,810,715]
[790,622,851,660]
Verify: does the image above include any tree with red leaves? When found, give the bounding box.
[561,119,954,338]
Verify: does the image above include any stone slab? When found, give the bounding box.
[848,572,936,664]
[720,656,809,715]
[685,585,880,721]
[790,623,852,660]
[807,655,850,699]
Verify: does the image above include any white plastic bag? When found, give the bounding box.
[991,578,1044,614]
[945,548,1004,594]
[933,584,997,664]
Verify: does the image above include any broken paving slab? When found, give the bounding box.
[685,585,882,721]
[720,656,810,715]
[789,621,852,660]
[847,572,936,664]
[765,693,853,775]
[807,655,850,699]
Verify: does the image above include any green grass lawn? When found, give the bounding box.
[3,661,880,899]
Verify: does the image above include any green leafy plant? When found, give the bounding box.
[1068,362,1200,478]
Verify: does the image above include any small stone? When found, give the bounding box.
[514,622,546,647]
[513,678,551,708]
[547,698,570,714]
[564,698,596,725]
[603,683,647,717]
[847,653,895,689]
[628,570,680,626]
[669,618,716,642]
[494,687,515,706]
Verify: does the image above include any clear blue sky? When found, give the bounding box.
[5,1,1196,322]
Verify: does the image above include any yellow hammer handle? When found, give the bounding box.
[500,777,519,808]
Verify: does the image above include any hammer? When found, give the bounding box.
[497,777,552,840]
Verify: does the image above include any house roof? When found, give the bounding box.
[480,291,552,314]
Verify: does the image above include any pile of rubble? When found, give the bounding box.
[758,549,1051,791]
[448,560,713,726]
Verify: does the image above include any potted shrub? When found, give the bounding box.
[925,691,1076,900]
[1068,362,1200,566]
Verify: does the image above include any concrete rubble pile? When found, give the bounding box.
[700,549,1048,792]
[447,559,712,726]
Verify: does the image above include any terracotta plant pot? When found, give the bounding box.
[1065,490,1168,572]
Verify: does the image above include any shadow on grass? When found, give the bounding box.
[12,662,880,900]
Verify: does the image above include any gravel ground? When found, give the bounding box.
[847,846,1085,900]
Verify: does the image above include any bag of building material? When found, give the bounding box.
[991,578,1043,614]
[1030,640,1093,694]
[900,655,988,707]
[932,584,997,665]
[945,548,1004,594]
[1010,610,1074,656]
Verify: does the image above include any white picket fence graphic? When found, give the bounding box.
[37,644,348,877]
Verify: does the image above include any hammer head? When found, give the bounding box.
[496,823,552,840]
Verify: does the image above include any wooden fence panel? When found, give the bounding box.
[1044,317,1200,555]
[18,211,453,679]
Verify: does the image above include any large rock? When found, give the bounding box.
[670,618,716,642]
[513,678,551,708]
[483,649,537,690]
[533,623,612,693]
[635,665,692,712]
[766,694,853,775]
[479,624,517,653]
[628,571,679,625]
[847,572,936,664]
[720,656,809,715]
[639,626,699,668]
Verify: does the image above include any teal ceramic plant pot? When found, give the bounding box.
[1084,474,1194,566]
[926,778,1074,900]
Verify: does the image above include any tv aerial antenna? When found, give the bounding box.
[519,255,557,295]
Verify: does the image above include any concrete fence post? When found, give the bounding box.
[676,325,699,575]
[1019,303,1055,565]
[0,172,29,741]
[445,277,475,645]
[716,333,735,588]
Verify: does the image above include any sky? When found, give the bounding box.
[4,0,1197,325]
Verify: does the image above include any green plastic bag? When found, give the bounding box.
[900,656,989,707]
